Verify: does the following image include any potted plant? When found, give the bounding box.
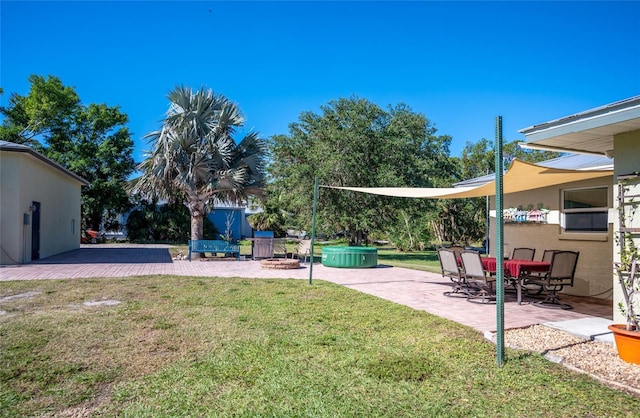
[610,257,640,364]
[609,174,640,364]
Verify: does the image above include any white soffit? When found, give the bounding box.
[519,96,640,155]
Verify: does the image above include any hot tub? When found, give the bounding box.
[321,246,378,268]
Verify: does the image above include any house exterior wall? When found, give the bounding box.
[0,151,83,264]
[241,211,254,238]
[613,128,640,323]
[488,176,614,301]
[0,152,23,264]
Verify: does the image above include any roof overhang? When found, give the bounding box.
[519,95,640,156]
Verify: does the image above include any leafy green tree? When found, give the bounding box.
[245,186,288,236]
[433,139,563,246]
[246,210,287,237]
[131,86,266,250]
[0,75,135,230]
[268,97,454,247]
[0,75,80,149]
[460,138,561,180]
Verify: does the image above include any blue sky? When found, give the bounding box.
[2,1,639,163]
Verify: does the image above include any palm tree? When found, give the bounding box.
[131,86,266,249]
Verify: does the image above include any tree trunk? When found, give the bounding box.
[402,211,414,250]
[190,214,204,259]
[191,214,204,240]
[88,209,102,231]
[348,224,357,246]
[355,230,364,246]
[430,219,445,245]
[188,196,206,259]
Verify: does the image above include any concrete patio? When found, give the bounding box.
[0,244,613,339]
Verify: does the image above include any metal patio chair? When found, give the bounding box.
[294,239,312,263]
[437,248,468,297]
[527,250,579,309]
[511,247,536,261]
[504,248,537,293]
[523,249,557,295]
[447,245,465,260]
[460,250,496,304]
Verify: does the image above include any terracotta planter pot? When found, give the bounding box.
[608,324,640,365]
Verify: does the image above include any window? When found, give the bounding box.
[562,187,609,232]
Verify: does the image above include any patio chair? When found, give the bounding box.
[447,245,465,260]
[526,250,579,309]
[437,248,468,297]
[540,249,557,263]
[504,248,536,293]
[294,239,312,263]
[511,247,535,261]
[523,249,557,295]
[459,250,496,303]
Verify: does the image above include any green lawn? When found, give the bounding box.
[1,276,638,417]
[377,249,442,273]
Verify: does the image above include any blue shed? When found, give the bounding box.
[207,208,244,241]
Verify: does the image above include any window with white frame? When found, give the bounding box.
[562,186,609,232]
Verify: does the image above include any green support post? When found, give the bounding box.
[309,176,319,285]
[495,116,505,366]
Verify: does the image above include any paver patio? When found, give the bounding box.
[0,244,611,334]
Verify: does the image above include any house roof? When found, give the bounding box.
[519,95,640,156]
[0,140,89,186]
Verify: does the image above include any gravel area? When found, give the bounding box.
[504,325,640,395]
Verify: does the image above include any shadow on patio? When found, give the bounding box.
[31,247,173,264]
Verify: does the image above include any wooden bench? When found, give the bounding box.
[188,240,240,261]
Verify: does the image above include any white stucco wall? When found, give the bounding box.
[0,152,23,263]
[613,129,640,323]
[1,150,84,264]
[489,176,614,302]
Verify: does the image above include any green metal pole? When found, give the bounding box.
[495,116,505,366]
[309,176,319,285]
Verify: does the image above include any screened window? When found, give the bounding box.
[562,187,609,232]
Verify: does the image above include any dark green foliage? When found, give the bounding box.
[384,205,435,251]
[268,97,455,248]
[126,201,218,243]
[246,210,287,237]
[0,75,80,148]
[0,75,135,230]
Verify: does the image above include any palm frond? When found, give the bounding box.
[134,85,266,219]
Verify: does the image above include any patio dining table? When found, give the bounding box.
[481,257,551,304]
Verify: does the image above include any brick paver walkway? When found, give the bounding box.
[0,244,611,333]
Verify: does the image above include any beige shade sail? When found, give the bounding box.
[323,159,613,199]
